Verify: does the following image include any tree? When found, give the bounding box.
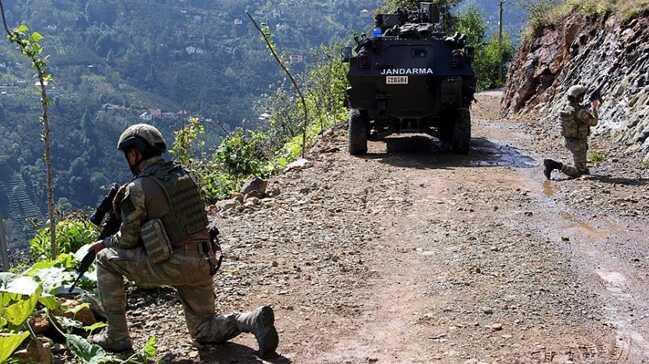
[455,6,515,90]
[381,0,464,12]
[0,0,58,258]
[455,6,486,48]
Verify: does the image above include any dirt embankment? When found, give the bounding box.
[502,9,649,163]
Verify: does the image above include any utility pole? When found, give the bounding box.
[499,0,505,83]
[0,218,9,271]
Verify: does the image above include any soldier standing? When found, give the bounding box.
[544,85,600,179]
[88,124,279,356]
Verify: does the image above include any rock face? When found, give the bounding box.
[503,10,649,161]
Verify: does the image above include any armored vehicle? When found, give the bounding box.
[342,2,476,155]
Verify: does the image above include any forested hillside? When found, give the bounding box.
[0,0,380,243]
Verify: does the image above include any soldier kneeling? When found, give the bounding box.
[544,85,600,180]
[88,124,279,356]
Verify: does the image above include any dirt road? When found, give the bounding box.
[127,93,649,363]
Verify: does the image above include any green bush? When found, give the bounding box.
[474,34,515,90]
[214,130,273,181]
[455,7,515,90]
[30,219,99,260]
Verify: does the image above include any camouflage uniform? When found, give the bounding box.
[558,102,597,177]
[94,125,278,355]
[544,86,598,180]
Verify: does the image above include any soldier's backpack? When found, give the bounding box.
[560,105,579,138]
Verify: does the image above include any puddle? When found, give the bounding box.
[559,212,609,239]
[375,136,537,169]
[469,141,537,168]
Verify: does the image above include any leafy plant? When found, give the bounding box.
[66,334,157,364]
[0,274,59,362]
[214,130,273,182]
[30,219,98,260]
[170,117,205,168]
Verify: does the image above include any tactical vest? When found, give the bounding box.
[143,161,208,245]
[560,104,591,139]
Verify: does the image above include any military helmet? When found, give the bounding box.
[117,124,167,154]
[567,85,587,99]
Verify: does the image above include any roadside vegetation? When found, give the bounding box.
[170,44,349,202]
[522,0,649,37]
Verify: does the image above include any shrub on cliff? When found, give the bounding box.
[522,0,649,36]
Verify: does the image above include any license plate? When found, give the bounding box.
[386,76,408,85]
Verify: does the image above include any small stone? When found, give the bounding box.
[240,176,268,198]
[285,158,313,172]
[30,314,50,335]
[489,323,503,331]
[482,307,494,315]
[215,199,238,212]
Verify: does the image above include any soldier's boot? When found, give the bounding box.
[90,313,133,353]
[236,306,279,356]
[543,159,563,180]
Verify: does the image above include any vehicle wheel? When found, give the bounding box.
[451,108,471,154]
[348,109,368,155]
[438,112,453,146]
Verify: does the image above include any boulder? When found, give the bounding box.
[240,176,268,198]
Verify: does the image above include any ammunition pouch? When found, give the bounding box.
[141,219,173,264]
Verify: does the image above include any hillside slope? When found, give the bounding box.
[502,8,649,163]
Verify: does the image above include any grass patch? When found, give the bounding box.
[589,150,607,163]
[523,0,649,39]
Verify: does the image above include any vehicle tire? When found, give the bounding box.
[438,112,453,146]
[348,109,368,155]
[451,108,471,154]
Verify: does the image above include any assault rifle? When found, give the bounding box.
[68,184,123,293]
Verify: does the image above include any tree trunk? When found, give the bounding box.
[37,67,56,259]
